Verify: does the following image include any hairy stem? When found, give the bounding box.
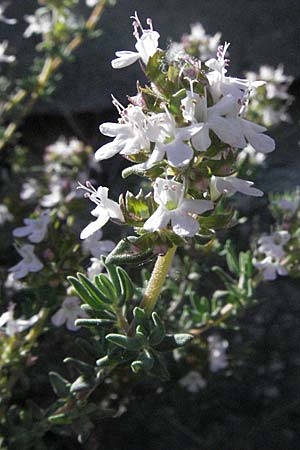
[140,246,177,316]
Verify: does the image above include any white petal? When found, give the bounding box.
[191,125,211,151]
[111,51,140,69]
[171,214,199,237]
[181,199,214,215]
[246,131,275,154]
[51,309,66,327]
[144,207,170,232]
[13,226,30,238]
[165,140,193,167]
[80,214,110,239]
[94,139,124,161]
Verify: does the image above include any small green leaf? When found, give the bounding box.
[106,333,144,351]
[155,333,194,352]
[49,372,70,398]
[70,376,94,394]
[77,273,114,305]
[48,413,72,425]
[117,267,135,303]
[149,312,165,346]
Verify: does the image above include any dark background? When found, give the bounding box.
[2,1,300,449]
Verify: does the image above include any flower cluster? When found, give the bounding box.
[245,64,294,127]
[254,191,300,280]
[79,14,275,255]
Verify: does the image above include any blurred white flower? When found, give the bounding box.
[0,40,15,63]
[144,178,213,237]
[9,244,43,280]
[45,137,84,160]
[24,8,52,38]
[179,370,207,392]
[237,144,266,166]
[20,178,39,201]
[82,229,115,258]
[0,304,40,336]
[0,4,17,25]
[258,231,290,259]
[208,334,229,372]
[254,256,288,281]
[51,297,88,331]
[0,204,13,225]
[13,210,51,243]
[111,12,159,69]
[86,0,98,6]
[87,257,105,279]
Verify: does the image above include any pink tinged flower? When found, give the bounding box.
[13,210,51,243]
[78,182,124,239]
[258,231,290,259]
[0,304,41,337]
[8,244,43,280]
[111,12,159,69]
[95,102,150,161]
[210,175,263,200]
[51,297,88,331]
[254,256,288,281]
[144,178,214,237]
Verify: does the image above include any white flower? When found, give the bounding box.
[45,137,84,160]
[9,244,43,280]
[258,231,290,259]
[82,229,115,258]
[51,297,88,331]
[20,178,39,201]
[111,12,159,69]
[254,256,288,281]
[78,182,124,239]
[188,23,221,61]
[0,40,15,63]
[179,370,207,392]
[210,175,263,200]
[0,204,13,225]
[144,178,214,237]
[141,110,199,168]
[205,43,265,104]
[40,175,63,207]
[208,334,228,372]
[87,257,105,279]
[96,102,150,161]
[13,210,51,244]
[0,304,40,337]
[0,4,17,25]
[24,8,52,38]
[86,0,98,6]
[182,91,275,154]
[4,273,24,292]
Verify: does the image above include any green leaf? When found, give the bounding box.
[78,273,114,305]
[75,318,114,328]
[105,236,154,266]
[70,376,94,394]
[95,274,117,301]
[63,357,95,376]
[149,312,165,346]
[225,240,240,276]
[117,267,135,303]
[105,263,122,298]
[48,413,72,425]
[131,350,154,373]
[49,372,70,398]
[155,333,194,352]
[68,276,108,311]
[106,333,144,351]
